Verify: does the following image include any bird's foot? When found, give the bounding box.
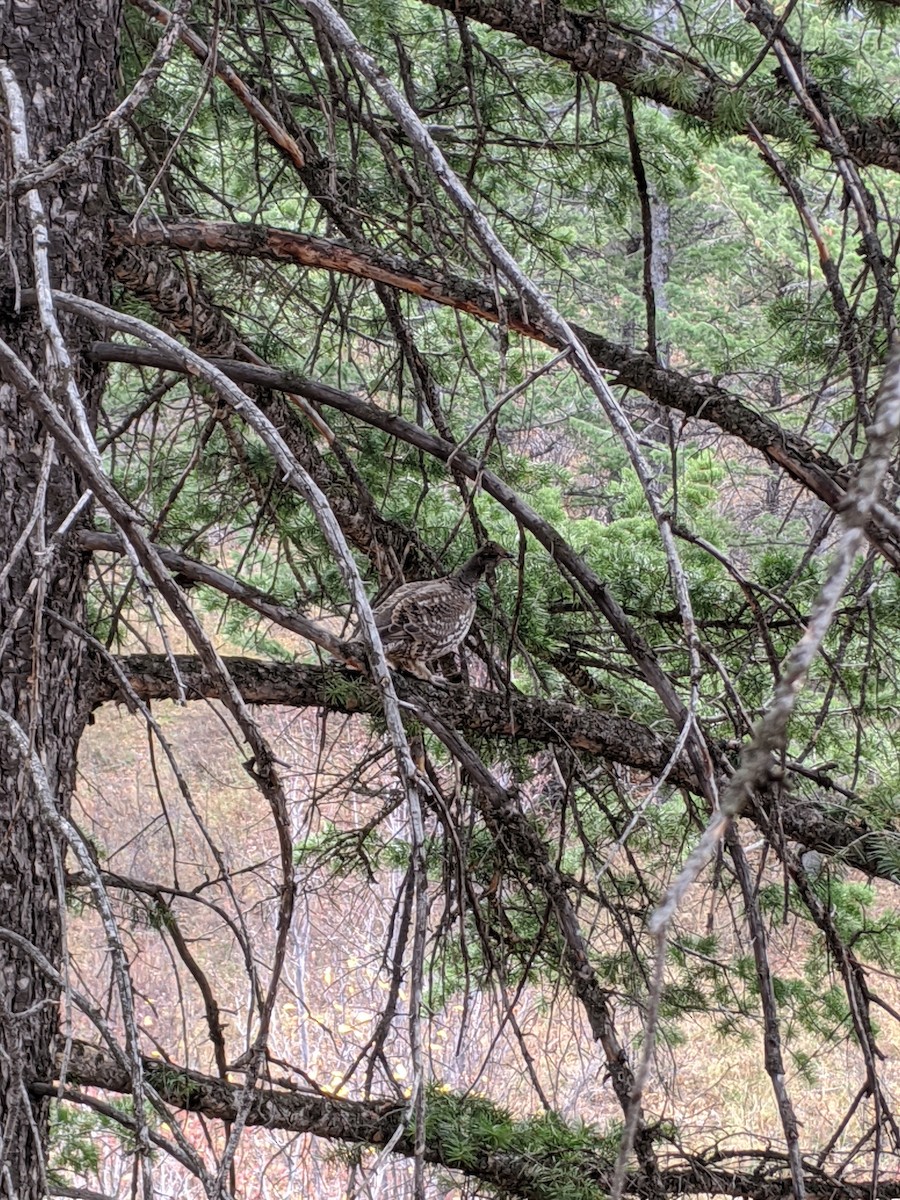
[394,660,448,684]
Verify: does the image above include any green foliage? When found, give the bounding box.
[294,818,437,876]
[49,1098,146,1184]
[100,0,900,1172]
[630,65,701,110]
[49,1105,101,1184]
[694,22,763,71]
[423,1084,624,1198]
[422,820,571,1010]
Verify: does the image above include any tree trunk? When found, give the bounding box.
[0,3,119,1193]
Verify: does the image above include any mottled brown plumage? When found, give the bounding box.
[365,541,512,682]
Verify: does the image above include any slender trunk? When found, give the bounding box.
[0,3,119,1193]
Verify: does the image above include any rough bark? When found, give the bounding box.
[48,1045,900,1200]
[416,0,900,174]
[90,653,898,885]
[94,651,690,777]
[0,2,119,1192]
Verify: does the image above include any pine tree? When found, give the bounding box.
[2,0,900,1195]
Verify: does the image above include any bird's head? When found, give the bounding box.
[454,541,514,585]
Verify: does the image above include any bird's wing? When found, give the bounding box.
[372,581,428,634]
[378,580,475,650]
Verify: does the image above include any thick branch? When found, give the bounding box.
[93,652,689,781]
[107,220,900,571]
[51,1047,900,1200]
[90,653,900,884]
[415,0,900,173]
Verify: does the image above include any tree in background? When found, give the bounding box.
[2,0,900,1196]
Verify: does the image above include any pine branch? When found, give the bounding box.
[415,0,900,173]
[89,652,900,885]
[89,335,900,574]
[106,217,888,544]
[41,1046,900,1200]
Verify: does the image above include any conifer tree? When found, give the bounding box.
[2,1,900,1196]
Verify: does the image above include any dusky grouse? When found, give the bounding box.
[354,541,512,682]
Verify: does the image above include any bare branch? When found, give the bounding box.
[88,653,900,904]
[78,530,349,660]
[617,345,900,1200]
[655,342,900,933]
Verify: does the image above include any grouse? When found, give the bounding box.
[353,541,512,683]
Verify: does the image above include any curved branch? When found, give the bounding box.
[109,240,425,580]
[107,220,900,572]
[88,338,900,578]
[78,529,348,659]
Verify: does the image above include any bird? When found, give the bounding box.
[350,541,512,683]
